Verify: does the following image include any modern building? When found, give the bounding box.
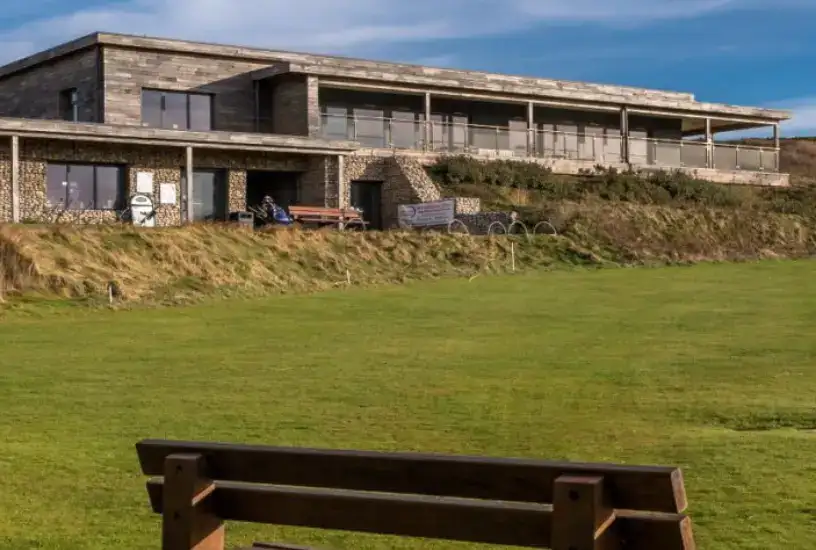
[0,32,792,228]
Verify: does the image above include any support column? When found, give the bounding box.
[337,154,346,209]
[527,101,535,157]
[424,92,432,151]
[620,106,629,164]
[773,123,780,171]
[11,135,19,223]
[705,117,713,169]
[185,146,194,223]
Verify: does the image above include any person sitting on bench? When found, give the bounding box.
[261,195,293,225]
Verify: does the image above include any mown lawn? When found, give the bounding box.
[1,260,815,549]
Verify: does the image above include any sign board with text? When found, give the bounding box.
[398,199,456,228]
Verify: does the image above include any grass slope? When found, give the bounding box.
[1,260,815,549]
[2,202,815,306]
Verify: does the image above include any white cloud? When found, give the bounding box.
[515,0,735,22]
[0,0,797,64]
[770,97,816,136]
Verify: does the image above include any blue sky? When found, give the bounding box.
[1,0,815,136]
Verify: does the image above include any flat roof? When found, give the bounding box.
[0,32,792,122]
[0,117,358,153]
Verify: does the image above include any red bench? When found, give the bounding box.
[287,206,366,229]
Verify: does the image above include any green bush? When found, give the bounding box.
[427,155,816,216]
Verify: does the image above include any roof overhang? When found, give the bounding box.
[1,32,791,125]
[0,118,359,154]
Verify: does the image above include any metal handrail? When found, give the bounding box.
[319,113,780,171]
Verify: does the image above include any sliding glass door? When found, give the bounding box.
[181,169,227,221]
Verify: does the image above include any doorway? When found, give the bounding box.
[181,168,227,221]
[350,180,383,230]
[246,171,300,212]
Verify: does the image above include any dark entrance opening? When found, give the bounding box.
[246,171,300,212]
[350,180,383,230]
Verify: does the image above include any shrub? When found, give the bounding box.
[427,155,816,216]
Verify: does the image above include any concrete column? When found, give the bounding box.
[773,123,780,171]
[424,92,432,151]
[620,106,629,163]
[337,154,346,209]
[527,101,535,156]
[11,135,20,223]
[185,146,194,223]
[705,117,713,169]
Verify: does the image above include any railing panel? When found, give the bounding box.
[713,145,739,171]
[389,118,423,149]
[628,134,649,165]
[652,140,682,167]
[680,142,707,169]
[318,113,778,173]
[737,147,762,171]
[760,149,779,171]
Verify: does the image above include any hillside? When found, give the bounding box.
[2,201,814,307]
[1,138,815,307]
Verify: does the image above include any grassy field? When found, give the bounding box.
[1,260,815,549]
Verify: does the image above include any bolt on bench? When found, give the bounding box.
[136,439,696,550]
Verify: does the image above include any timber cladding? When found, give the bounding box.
[101,47,320,136]
[0,47,102,122]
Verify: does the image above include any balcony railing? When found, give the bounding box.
[320,114,779,172]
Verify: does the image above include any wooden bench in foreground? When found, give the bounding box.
[136,439,696,550]
[287,206,366,229]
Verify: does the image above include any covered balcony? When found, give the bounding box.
[317,86,783,178]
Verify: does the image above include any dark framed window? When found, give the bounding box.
[141,89,213,131]
[46,163,126,210]
[180,169,227,221]
[59,88,79,121]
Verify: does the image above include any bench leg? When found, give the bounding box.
[162,453,225,550]
[551,475,617,550]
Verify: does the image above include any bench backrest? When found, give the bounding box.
[288,206,362,221]
[136,439,696,550]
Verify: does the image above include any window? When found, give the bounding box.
[46,163,126,210]
[180,169,227,221]
[59,88,79,121]
[141,89,213,131]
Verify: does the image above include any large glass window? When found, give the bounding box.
[46,163,126,210]
[180,169,227,221]
[141,90,213,131]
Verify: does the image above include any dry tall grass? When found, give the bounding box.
[3,200,814,305]
[0,224,570,304]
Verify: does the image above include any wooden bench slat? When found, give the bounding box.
[146,479,691,550]
[136,440,686,513]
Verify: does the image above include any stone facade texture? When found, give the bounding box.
[0,48,101,122]
[454,197,481,215]
[342,154,445,227]
[1,139,311,226]
[0,152,10,222]
[455,212,514,235]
